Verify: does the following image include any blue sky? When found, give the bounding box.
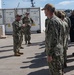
[2,0,74,9]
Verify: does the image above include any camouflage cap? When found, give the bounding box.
[55,11,65,19]
[15,14,22,17]
[61,12,65,19]
[42,3,55,12]
[25,12,30,15]
[56,11,62,18]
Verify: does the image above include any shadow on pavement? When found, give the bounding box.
[68,42,74,47]
[64,65,74,73]
[39,41,45,46]
[0,55,14,59]
[20,51,74,75]
[64,54,74,73]
[67,54,73,58]
[0,49,13,53]
[0,45,13,48]
[28,69,49,75]
[67,58,74,63]
[20,52,47,69]
[26,52,46,59]
[39,41,45,49]
[20,51,49,75]
[39,46,45,49]
[28,41,45,46]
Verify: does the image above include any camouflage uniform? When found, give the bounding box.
[45,15,64,75]
[12,21,21,54]
[62,13,70,67]
[55,11,70,67]
[59,19,64,68]
[19,26,23,48]
[45,18,48,28]
[22,17,31,44]
[64,17,71,33]
[62,20,69,67]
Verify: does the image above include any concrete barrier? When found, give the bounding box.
[0,25,6,39]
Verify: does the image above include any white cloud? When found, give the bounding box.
[55,0,74,9]
[57,1,74,6]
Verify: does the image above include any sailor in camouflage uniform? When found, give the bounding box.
[61,11,71,33]
[22,12,33,45]
[42,4,64,75]
[56,11,69,68]
[61,12,69,68]
[19,22,24,49]
[12,14,23,56]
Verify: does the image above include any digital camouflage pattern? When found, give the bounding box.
[22,17,31,43]
[55,11,70,67]
[62,20,69,66]
[64,17,71,33]
[45,15,64,75]
[12,21,21,53]
[19,28,23,47]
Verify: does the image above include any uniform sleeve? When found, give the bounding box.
[46,20,58,56]
[67,17,71,33]
[30,18,34,24]
[12,22,16,34]
[22,18,24,24]
[45,19,47,28]
[68,17,71,28]
[22,17,26,24]
[12,22,21,35]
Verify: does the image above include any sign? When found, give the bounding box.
[30,9,40,31]
[4,9,15,33]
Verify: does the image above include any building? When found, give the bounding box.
[0,0,2,8]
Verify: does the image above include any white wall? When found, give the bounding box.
[40,8,46,32]
[0,0,2,8]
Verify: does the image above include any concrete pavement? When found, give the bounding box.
[0,33,74,75]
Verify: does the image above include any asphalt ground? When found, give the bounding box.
[0,33,74,75]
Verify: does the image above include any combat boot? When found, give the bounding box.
[25,41,27,45]
[28,42,31,44]
[18,52,24,55]
[64,63,67,68]
[14,53,21,56]
[20,47,24,49]
[72,53,74,56]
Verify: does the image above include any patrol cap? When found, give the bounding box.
[42,3,55,12]
[15,14,22,17]
[61,12,65,19]
[56,11,62,18]
[25,12,30,15]
[61,11,66,17]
